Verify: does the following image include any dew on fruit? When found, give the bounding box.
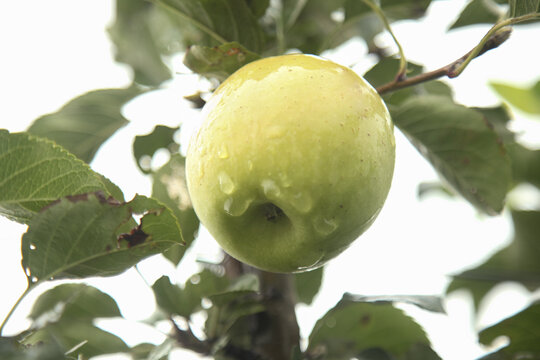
[218,144,229,159]
[224,196,253,216]
[247,159,254,171]
[278,172,292,187]
[313,216,338,235]
[262,179,281,199]
[290,191,313,213]
[218,172,235,194]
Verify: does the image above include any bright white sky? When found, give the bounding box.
[1,1,540,359]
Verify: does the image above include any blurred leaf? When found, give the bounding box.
[27,87,142,163]
[490,80,540,114]
[184,42,261,82]
[146,338,175,360]
[21,193,183,283]
[154,0,266,52]
[364,58,452,106]
[152,154,199,265]
[479,302,540,359]
[0,336,67,360]
[343,294,446,314]
[129,343,165,360]
[294,267,323,305]
[447,210,540,309]
[391,95,511,215]
[509,143,540,188]
[153,270,230,318]
[472,105,515,143]
[133,125,179,174]
[246,0,270,18]
[449,0,503,29]
[417,181,456,199]
[29,283,121,327]
[152,275,196,318]
[508,0,540,17]
[0,130,108,224]
[108,0,172,86]
[23,322,128,359]
[307,295,441,360]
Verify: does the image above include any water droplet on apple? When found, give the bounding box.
[313,216,338,235]
[262,179,281,199]
[278,172,292,187]
[247,160,254,171]
[224,196,253,216]
[218,144,229,159]
[290,192,313,213]
[218,172,235,194]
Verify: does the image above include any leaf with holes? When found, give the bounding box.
[0,130,108,224]
[307,295,441,360]
[27,87,142,163]
[391,95,511,215]
[21,193,182,283]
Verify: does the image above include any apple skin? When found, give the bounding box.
[186,54,395,273]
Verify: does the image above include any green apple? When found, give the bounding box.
[186,54,395,273]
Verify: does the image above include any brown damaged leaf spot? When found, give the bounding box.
[117,224,149,248]
[360,314,371,326]
[40,191,120,213]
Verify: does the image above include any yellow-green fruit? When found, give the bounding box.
[186,54,395,273]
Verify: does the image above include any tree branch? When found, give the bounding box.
[375,12,540,95]
[375,27,512,95]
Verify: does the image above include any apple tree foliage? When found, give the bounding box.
[1,0,540,359]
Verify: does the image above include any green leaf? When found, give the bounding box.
[490,80,540,114]
[508,143,540,189]
[27,87,142,163]
[152,154,199,265]
[293,267,323,305]
[246,0,270,18]
[447,210,540,309]
[133,125,179,174]
[23,322,128,359]
[29,283,121,326]
[0,130,107,223]
[152,270,230,318]
[0,336,67,360]
[152,275,196,318]
[479,303,540,360]
[154,0,266,52]
[108,0,172,86]
[479,302,540,359]
[183,42,261,82]
[21,193,183,283]
[509,0,540,17]
[449,0,503,30]
[307,295,441,360]
[391,95,511,215]
[343,294,446,314]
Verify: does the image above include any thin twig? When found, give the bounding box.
[376,12,540,95]
[360,0,407,80]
